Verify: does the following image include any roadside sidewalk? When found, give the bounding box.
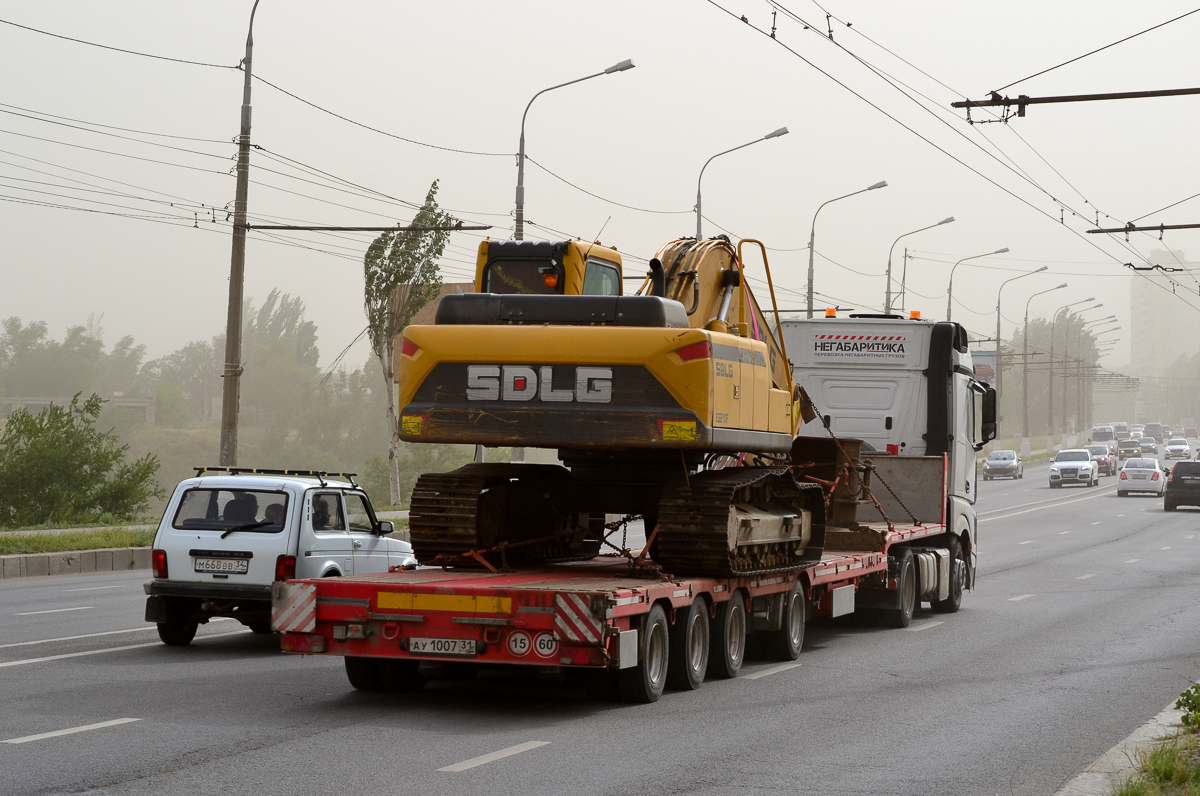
[1054,700,1184,795]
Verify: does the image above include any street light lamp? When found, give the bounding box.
[946,247,1010,321]
[1022,283,1067,439]
[695,127,789,239]
[806,181,888,318]
[884,217,954,314]
[514,59,635,240]
[994,266,1048,400]
[1048,298,1096,438]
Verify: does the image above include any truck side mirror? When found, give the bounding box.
[377,520,395,536]
[981,386,997,444]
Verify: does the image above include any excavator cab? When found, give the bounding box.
[474,239,623,297]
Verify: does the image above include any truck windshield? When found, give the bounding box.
[172,489,288,533]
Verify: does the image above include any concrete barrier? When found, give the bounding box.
[0,547,151,580]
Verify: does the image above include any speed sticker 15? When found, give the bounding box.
[507,630,532,657]
[533,632,558,659]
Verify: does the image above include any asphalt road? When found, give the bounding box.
[3,452,1199,796]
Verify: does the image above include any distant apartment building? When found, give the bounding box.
[1129,249,1196,377]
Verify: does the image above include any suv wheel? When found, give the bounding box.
[157,604,199,646]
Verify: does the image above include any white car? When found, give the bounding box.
[1164,438,1191,459]
[145,468,416,646]
[1049,449,1100,488]
[1118,458,1166,497]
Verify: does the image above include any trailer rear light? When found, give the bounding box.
[281,633,326,653]
[400,337,420,357]
[275,555,296,582]
[674,340,711,361]
[152,549,168,579]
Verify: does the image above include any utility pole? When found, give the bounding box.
[219,0,261,467]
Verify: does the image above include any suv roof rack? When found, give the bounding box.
[192,466,358,488]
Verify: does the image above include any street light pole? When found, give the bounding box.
[695,127,788,239]
[994,266,1048,402]
[514,59,634,241]
[1048,299,1097,438]
[1071,316,1118,434]
[946,247,1009,321]
[806,181,887,318]
[884,217,954,314]
[219,0,262,467]
[1022,283,1067,439]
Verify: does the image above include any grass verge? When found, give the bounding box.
[0,529,155,555]
[1114,729,1200,795]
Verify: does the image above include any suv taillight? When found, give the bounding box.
[275,555,296,582]
[152,549,168,579]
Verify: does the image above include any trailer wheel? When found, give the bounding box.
[156,601,198,647]
[883,549,916,628]
[708,591,747,679]
[380,659,427,692]
[618,604,669,703]
[344,656,386,692]
[931,537,965,614]
[247,620,274,635]
[765,583,806,661]
[667,599,710,690]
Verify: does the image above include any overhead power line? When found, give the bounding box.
[0,17,239,69]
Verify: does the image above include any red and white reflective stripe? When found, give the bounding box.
[272,583,316,633]
[554,593,602,645]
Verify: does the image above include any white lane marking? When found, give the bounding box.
[438,741,550,772]
[1117,514,1126,517]
[743,662,801,680]
[1126,558,1140,563]
[0,628,151,649]
[1188,535,1195,540]
[3,718,140,745]
[1058,531,1071,535]
[0,630,247,668]
[1160,546,1172,550]
[1018,541,1033,545]
[1090,521,1101,526]
[15,607,92,616]
[905,621,944,633]
[61,585,129,593]
[980,487,1116,523]
[1009,594,1035,601]
[1077,574,1096,580]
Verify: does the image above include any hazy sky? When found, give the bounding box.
[3,0,1198,373]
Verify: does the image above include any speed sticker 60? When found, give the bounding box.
[507,630,532,657]
[533,632,558,659]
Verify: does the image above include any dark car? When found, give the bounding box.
[1187,427,1198,439]
[982,450,1023,480]
[1144,423,1165,444]
[1165,461,1200,510]
[1117,438,1142,460]
[1085,445,1116,476]
[1138,437,1159,455]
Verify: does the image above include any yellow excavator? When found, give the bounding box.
[395,236,824,575]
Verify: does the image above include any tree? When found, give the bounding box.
[363,180,453,504]
[0,394,163,527]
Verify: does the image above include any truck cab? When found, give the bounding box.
[780,316,996,582]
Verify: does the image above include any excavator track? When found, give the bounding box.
[653,467,825,576]
[409,463,596,568]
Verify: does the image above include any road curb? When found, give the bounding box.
[1053,699,1184,795]
[0,548,151,580]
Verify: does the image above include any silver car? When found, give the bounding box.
[1118,458,1166,497]
[1164,438,1191,460]
[983,450,1024,480]
[1049,449,1100,488]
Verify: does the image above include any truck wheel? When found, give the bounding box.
[667,599,710,690]
[247,620,274,635]
[883,549,916,628]
[618,604,669,703]
[708,591,747,679]
[765,583,806,661]
[380,659,427,692]
[931,537,966,614]
[156,602,198,647]
[344,656,386,692]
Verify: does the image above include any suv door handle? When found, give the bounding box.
[352,540,362,549]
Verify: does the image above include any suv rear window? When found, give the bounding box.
[172,489,288,533]
[1172,462,1200,475]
